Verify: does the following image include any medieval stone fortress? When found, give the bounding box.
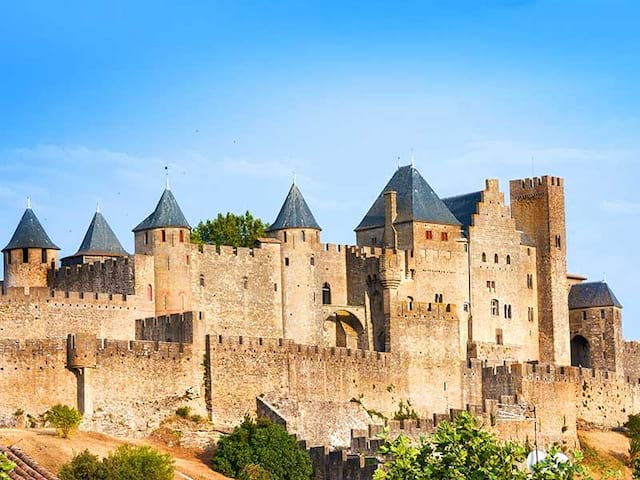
[0,164,635,447]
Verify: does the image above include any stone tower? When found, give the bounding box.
[509,176,570,365]
[133,184,191,314]
[2,205,59,292]
[266,182,322,344]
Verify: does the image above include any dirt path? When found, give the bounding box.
[0,428,228,480]
[579,430,632,479]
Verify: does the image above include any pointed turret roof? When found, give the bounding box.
[2,208,59,252]
[267,183,321,232]
[75,210,128,256]
[569,281,623,310]
[355,165,461,231]
[133,188,190,232]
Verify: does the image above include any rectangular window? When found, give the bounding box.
[162,230,166,242]
[601,309,605,319]
[22,248,28,263]
[179,230,184,243]
[144,232,149,245]
[496,328,503,345]
[425,230,433,240]
[440,232,448,241]
[41,249,47,264]
[582,311,587,321]
[285,258,290,266]
[6,251,11,265]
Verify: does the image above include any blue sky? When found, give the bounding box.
[1,1,639,336]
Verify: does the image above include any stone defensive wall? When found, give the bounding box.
[0,287,153,340]
[135,311,197,344]
[0,335,201,437]
[48,256,135,295]
[206,334,411,432]
[624,340,640,379]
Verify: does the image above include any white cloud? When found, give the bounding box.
[601,200,640,215]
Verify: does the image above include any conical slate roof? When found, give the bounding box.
[75,211,128,256]
[133,188,190,232]
[2,208,59,252]
[569,281,623,310]
[267,183,321,232]
[356,165,461,231]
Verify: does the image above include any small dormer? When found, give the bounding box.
[2,204,60,290]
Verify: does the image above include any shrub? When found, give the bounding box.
[59,445,174,480]
[103,445,174,480]
[59,450,107,480]
[175,406,191,419]
[0,453,16,480]
[44,404,83,438]
[211,416,312,480]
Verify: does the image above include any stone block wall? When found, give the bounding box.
[48,256,136,294]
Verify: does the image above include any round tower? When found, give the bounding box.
[2,203,59,292]
[133,180,192,314]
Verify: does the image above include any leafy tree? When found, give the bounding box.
[0,453,16,480]
[211,416,312,480]
[44,404,83,438]
[626,414,640,458]
[375,411,591,480]
[59,445,174,480]
[191,211,269,248]
[59,450,107,480]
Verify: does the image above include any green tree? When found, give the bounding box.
[375,412,591,480]
[59,450,107,480]
[191,211,269,248]
[211,416,312,480]
[0,453,16,480]
[44,404,83,438]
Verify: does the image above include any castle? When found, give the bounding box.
[0,165,638,448]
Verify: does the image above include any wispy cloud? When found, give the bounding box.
[601,200,640,215]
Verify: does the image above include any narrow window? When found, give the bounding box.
[41,249,47,264]
[441,232,448,241]
[243,277,248,289]
[494,253,499,264]
[147,284,153,301]
[407,296,414,311]
[496,329,503,345]
[508,305,512,319]
[179,230,184,243]
[555,235,562,249]
[310,257,315,266]
[491,299,499,316]
[163,295,167,310]
[6,251,11,265]
[186,255,190,265]
[283,232,288,243]
[274,283,278,292]
[199,274,205,287]
[425,230,433,240]
[601,309,605,319]
[22,248,28,263]
[527,248,531,256]
[372,237,377,245]
[285,257,290,266]
[322,283,331,305]
[582,311,587,321]
[162,230,166,242]
[504,305,508,318]
[144,231,149,245]
[482,253,487,262]
[435,293,443,303]
[301,231,306,242]
[506,255,511,265]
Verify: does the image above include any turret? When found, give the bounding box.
[61,206,128,267]
[267,181,322,344]
[133,180,191,314]
[2,203,59,292]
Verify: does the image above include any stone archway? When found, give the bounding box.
[323,310,368,350]
[571,335,591,368]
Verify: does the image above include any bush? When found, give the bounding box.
[175,406,191,419]
[59,445,174,480]
[212,416,312,480]
[44,404,83,438]
[59,450,107,480]
[0,453,16,480]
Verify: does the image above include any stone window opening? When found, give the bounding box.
[527,274,534,289]
[506,255,511,265]
[186,255,190,265]
[425,230,433,240]
[494,253,499,264]
[285,257,290,266]
[491,299,499,316]
[243,277,248,289]
[22,248,28,263]
[527,248,531,256]
[322,283,331,305]
[555,235,562,249]
[407,296,414,311]
[147,284,153,301]
[496,328,503,345]
[144,232,149,245]
[435,293,443,303]
[274,283,278,292]
[482,252,487,262]
[41,249,47,264]
[199,274,205,287]
[372,237,377,245]
[163,295,168,310]
[6,251,10,265]
[310,256,315,266]
[302,231,306,242]
[283,232,288,243]
[179,230,184,243]
[162,230,166,242]
[503,304,512,319]
[600,309,605,319]
[528,307,534,322]
[582,311,587,321]
[440,232,448,241]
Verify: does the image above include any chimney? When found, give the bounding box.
[383,190,398,249]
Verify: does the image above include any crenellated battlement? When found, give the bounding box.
[511,175,564,192]
[192,241,279,260]
[96,338,191,358]
[0,286,141,309]
[135,312,195,343]
[48,256,135,295]
[397,301,458,318]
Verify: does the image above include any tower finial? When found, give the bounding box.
[293,171,297,185]
[410,148,415,168]
[26,197,31,209]
[165,165,170,190]
[603,272,607,282]
[397,156,401,169]
[96,201,101,214]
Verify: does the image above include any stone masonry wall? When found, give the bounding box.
[48,256,135,295]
